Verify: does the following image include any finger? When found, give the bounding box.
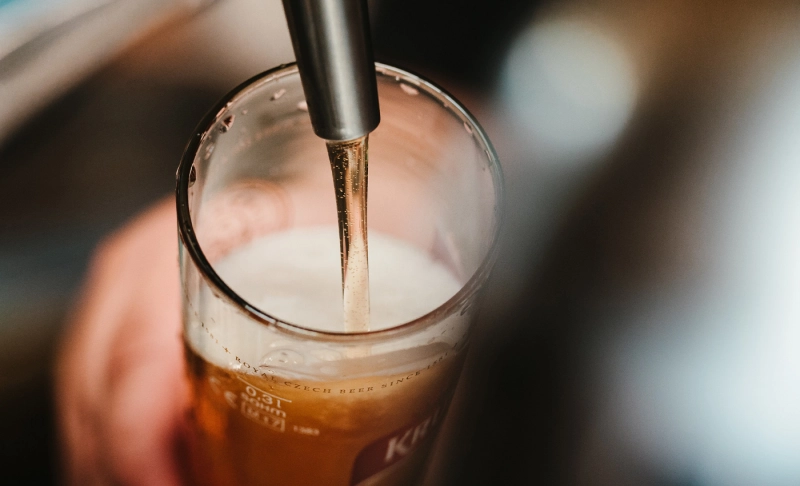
[102,199,187,485]
[56,199,181,483]
[56,232,145,484]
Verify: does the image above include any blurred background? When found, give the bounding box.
[1,0,799,484]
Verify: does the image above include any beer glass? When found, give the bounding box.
[176,63,502,485]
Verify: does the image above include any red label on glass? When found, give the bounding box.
[350,408,443,485]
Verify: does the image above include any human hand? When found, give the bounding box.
[56,199,189,485]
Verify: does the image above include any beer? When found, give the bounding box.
[327,136,371,332]
[185,345,460,486]
[186,228,464,484]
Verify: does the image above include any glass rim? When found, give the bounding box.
[176,62,504,343]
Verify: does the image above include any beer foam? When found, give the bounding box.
[212,226,461,332]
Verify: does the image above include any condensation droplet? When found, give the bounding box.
[188,165,197,186]
[262,349,304,366]
[241,109,249,115]
[297,100,308,111]
[271,88,287,101]
[400,83,419,96]
[463,122,474,135]
[204,143,215,160]
[219,115,235,133]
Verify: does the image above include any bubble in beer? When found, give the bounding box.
[263,349,304,365]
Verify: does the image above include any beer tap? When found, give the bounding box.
[281,0,381,142]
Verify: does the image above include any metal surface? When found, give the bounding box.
[282,0,379,141]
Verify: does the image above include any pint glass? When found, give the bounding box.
[176,63,502,485]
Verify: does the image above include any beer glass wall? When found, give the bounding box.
[176,63,502,485]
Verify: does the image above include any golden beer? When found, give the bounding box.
[185,344,460,485]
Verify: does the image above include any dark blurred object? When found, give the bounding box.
[439,2,800,485]
[0,61,223,486]
[371,0,544,88]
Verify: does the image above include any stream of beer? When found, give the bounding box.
[326,137,370,332]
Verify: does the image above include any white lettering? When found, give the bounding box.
[385,430,412,462]
[411,418,431,445]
